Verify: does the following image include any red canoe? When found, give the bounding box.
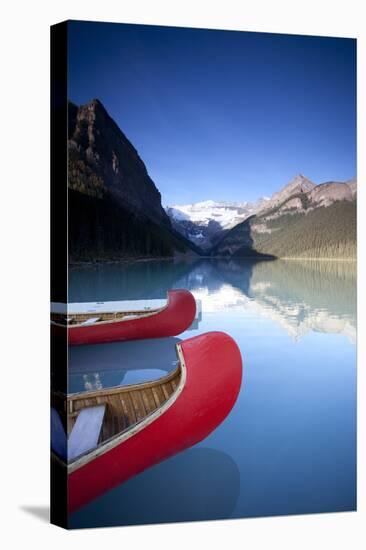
[51,289,197,345]
[51,331,243,514]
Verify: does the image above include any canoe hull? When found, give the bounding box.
[68,331,243,514]
[65,289,196,345]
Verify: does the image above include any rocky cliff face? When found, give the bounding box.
[68,99,198,261]
[68,99,170,226]
[346,177,357,197]
[307,179,355,208]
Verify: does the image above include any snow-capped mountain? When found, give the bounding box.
[165,198,270,250]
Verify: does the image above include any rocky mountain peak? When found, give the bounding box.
[88,98,105,109]
[278,173,315,194]
[257,174,315,214]
[68,99,200,259]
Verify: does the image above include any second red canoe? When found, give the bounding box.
[51,289,197,346]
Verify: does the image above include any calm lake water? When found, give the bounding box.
[68,258,356,528]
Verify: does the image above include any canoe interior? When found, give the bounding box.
[53,365,181,463]
[51,307,163,326]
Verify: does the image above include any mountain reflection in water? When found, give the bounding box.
[178,259,356,343]
[70,259,356,344]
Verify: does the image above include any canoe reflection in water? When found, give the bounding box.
[52,331,243,514]
[68,337,183,392]
[70,447,240,528]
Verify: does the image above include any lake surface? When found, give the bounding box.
[68,258,356,528]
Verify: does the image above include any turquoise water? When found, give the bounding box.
[68,259,356,528]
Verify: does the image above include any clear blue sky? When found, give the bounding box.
[68,21,356,205]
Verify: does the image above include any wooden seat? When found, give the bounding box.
[120,314,139,320]
[79,317,101,326]
[51,407,67,460]
[51,405,106,462]
[68,405,106,461]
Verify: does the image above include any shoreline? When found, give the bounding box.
[68,255,198,269]
[276,257,356,262]
[69,255,356,268]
